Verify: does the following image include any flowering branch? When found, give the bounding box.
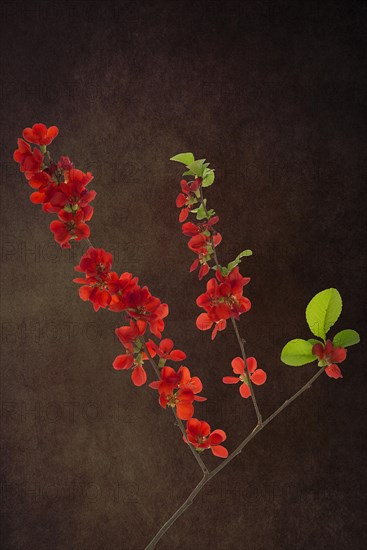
[14,129,360,550]
[197,173,262,424]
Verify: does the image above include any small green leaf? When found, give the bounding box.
[237,249,253,259]
[170,152,195,165]
[196,203,208,220]
[333,329,360,348]
[202,168,215,187]
[281,339,317,366]
[187,159,206,177]
[227,250,253,273]
[305,288,342,339]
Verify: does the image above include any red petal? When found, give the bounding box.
[199,264,209,280]
[330,347,347,364]
[251,369,267,385]
[325,364,343,379]
[246,357,257,373]
[196,313,213,331]
[159,338,174,354]
[170,349,186,361]
[131,365,147,386]
[223,376,240,384]
[231,357,245,374]
[189,376,203,393]
[176,193,186,207]
[211,445,228,458]
[239,383,251,398]
[312,343,325,359]
[79,285,92,301]
[179,208,189,222]
[190,259,199,272]
[113,354,134,370]
[209,429,226,445]
[176,402,194,420]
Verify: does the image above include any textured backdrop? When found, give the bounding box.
[1,1,366,549]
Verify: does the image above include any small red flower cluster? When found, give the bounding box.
[312,340,347,379]
[14,123,95,248]
[176,178,222,280]
[223,357,266,398]
[149,365,206,420]
[175,175,252,339]
[196,268,252,340]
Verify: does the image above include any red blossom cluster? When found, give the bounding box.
[312,340,347,379]
[149,365,206,419]
[175,173,252,340]
[176,179,222,280]
[74,245,219,447]
[14,123,95,248]
[196,267,252,339]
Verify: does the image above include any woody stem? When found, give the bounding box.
[144,365,327,549]
[140,337,210,476]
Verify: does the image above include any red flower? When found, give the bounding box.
[113,354,147,386]
[312,340,347,379]
[146,338,186,362]
[196,268,251,339]
[23,123,59,146]
[196,313,227,340]
[13,139,44,180]
[115,321,147,352]
[223,357,266,398]
[182,216,219,237]
[123,286,169,338]
[149,366,206,420]
[75,247,113,278]
[176,178,201,222]
[50,209,90,248]
[75,278,112,311]
[183,418,228,458]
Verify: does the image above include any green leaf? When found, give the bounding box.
[333,329,360,348]
[196,203,208,220]
[227,250,253,273]
[170,152,195,165]
[187,159,206,177]
[305,288,342,339]
[281,339,317,366]
[202,168,215,187]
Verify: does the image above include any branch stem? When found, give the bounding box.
[144,365,326,549]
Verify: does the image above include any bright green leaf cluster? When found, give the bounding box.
[170,152,215,188]
[281,288,360,367]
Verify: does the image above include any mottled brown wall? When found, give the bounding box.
[0,1,366,549]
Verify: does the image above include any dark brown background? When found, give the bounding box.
[1,1,366,549]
